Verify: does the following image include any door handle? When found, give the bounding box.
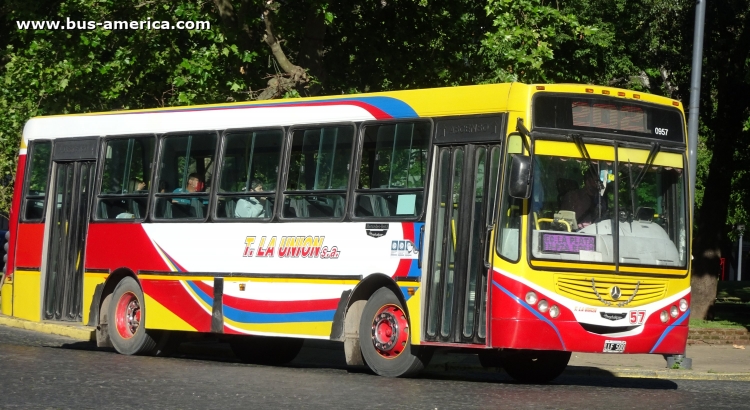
[483,226,493,269]
[418,224,425,269]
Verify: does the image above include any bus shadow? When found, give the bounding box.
[49,339,678,390]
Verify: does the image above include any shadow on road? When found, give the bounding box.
[47,336,678,390]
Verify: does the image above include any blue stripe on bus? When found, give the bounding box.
[399,287,414,303]
[649,308,690,353]
[186,280,336,324]
[491,281,567,350]
[125,96,419,119]
[223,305,336,324]
[407,222,424,278]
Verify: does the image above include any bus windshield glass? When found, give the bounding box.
[530,148,687,268]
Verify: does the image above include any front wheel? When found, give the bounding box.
[107,277,157,355]
[359,287,431,377]
[501,349,571,383]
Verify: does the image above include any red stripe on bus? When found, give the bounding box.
[393,258,412,278]
[141,279,211,332]
[222,292,340,314]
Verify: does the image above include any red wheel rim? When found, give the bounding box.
[370,304,409,359]
[115,291,141,339]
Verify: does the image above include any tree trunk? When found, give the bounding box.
[689,0,750,319]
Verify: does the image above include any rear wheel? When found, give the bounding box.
[229,336,303,365]
[501,349,571,383]
[359,287,431,377]
[107,277,157,355]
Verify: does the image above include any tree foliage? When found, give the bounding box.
[1,0,749,318]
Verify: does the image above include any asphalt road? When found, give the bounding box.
[0,326,749,409]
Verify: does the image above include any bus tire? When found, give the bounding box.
[229,336,303,365]
[107,277,157,355]
[359,287,430,377]
[501,349,571,383]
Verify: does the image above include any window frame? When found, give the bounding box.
[278,122,357,222]
[93,134,157,223]
[349,118,434,222]
[524,136,690,272]
[212,126,286,222]
[150,130,221,223]
[20,139,54,223]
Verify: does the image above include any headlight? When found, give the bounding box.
[660,310,669,323]
[670,305,679,318]
[525,291,538,305]
[679,298,688,312]
[549,305,560,318]
[538,300,549,313]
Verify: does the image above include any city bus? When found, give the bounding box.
[1,83,691,382]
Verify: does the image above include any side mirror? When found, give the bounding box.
[509,154,532,199]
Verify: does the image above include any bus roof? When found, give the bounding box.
[20,83,682,148]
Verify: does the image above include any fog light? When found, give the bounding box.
[549,305,560,318]
[679,298,688,312]
[538,300,549,313]
[670,305,679,318]
[660,310,669,323]
[525,291,538,305]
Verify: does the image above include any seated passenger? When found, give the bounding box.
[173,173,204,205]
[560,172,607,229]
[129,178,147,192]
[235,179,266,218]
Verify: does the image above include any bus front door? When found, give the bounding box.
[425,144,501,344]
[43,160,95,322]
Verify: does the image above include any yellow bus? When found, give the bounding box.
[2,83,690,382]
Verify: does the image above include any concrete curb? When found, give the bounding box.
[0,315,95,342]
[427,362,750,381]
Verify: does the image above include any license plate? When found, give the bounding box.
[603,340,626,353]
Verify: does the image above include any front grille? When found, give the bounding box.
[555,275,667,307]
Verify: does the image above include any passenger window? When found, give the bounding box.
[96,136,155,220]
[153,132,218,220]
[23,141,52,221]
[354,121,429,218]
[283,125,354,219]
[216,129,283,220]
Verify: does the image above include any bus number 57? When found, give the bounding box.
[629,310,645,324]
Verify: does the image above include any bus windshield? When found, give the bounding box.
[530,149,687,268]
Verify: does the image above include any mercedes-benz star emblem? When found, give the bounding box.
[610,286,622,300]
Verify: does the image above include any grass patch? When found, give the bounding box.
[689,319,746,329]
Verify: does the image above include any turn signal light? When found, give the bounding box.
[670,305,679,318]
[549,305,560,318]
[679,298,688,312]
[538,300,549,313]
[525,291,538,305]
[660,311,669,323]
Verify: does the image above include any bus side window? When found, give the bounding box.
[153,132,218,221]
[96,136,156,220]
[282,125,354,219]
[23,141,52,221]
[216,128,283,220]
[353,121,430,218]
